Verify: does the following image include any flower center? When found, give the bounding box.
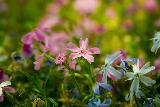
[80,49,87,54]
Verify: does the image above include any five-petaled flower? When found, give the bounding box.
[125,60,156,101]
[68,38,100,64]
[55,53,66,65]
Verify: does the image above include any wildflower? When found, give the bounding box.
[151,32,160,53]
[74,0,98,14]
[22,28,46,45]
[55,53,66,65]
[68,38,100,64]
[0,81,16,102]
[69,61,76,70]
[93,82,112,94]
[154,58,160,71]
[100,51,122,83]
[125,60,156,101]
[33,54,44,71]
[88,97,111,107]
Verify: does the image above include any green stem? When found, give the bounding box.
[134,95,139,107]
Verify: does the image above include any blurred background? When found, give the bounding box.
[1,0,160,63]
[0,0,160,106]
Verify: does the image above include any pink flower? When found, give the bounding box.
[22,44,32,57]
[144,0,157,12]
[45,32,69,55]
[55,53,66,65]
[22,28,46,45]
[33,54,44,71]
[69,61,76,70]
[154,58,160,71]
[0,69,9,83]
[74,0,98,14]
[68,38,100,64]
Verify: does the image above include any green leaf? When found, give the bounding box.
[48,97,58,106]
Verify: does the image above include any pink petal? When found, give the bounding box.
[69,61,76,70]
[89,47,100,54]
[80,38,88,49]
[34,28,46,41]
[108,72,117,80]
[0,96,4,102]
[69,53,81,59]
[83,54,94,63]
[21,32,33,44]
[3,87,16,93]
[67,44,79,52]
[33,55,44,70]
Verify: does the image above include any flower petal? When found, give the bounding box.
[69,53,81,59]
[0,95,4,102]
[80,38,88,49]
[34,28,46,41]
[3,86,16,93]
[89,47,100,54]
[21,32,33,44]
[83,54,94,63]
[67,44,79,52]
[140,76,156,86]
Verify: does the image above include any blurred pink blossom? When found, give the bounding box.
[33,54,44,71]
[144,0,157,12]
[74,0,98,14]
[68,38,100,63]
[69,61,76,70]
[154,58,160,71]
[39,15,61,30]
[22,28,47,45]
[105,8,116,19]
[45,32,69,55]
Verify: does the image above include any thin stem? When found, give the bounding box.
[134,95,139,107]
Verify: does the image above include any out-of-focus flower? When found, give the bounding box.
[105,8,116,19]
[74,0,98,14]
[39,15,61,30]
[33,54,44,71]
[88,97,111,107]
[68,38,100,64]
[46,32,68,55]
[144,0,157,12]
[122,19,133,30]
[22,28,46,45]
[154,19,160,28]
[22,44,32,57]
[112,50,127,66]
[0,81,16,102]
[93,25,105,34]
[100,51,122,82]
[0,0,8,12]
[0,69,9,83]
[125,60,156,101]
[69,61,76,70]
[55,53,66,65]
[93,82,112,94]
[127,3,137,15]
[154,58,160,71]
[151,32,160,53]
